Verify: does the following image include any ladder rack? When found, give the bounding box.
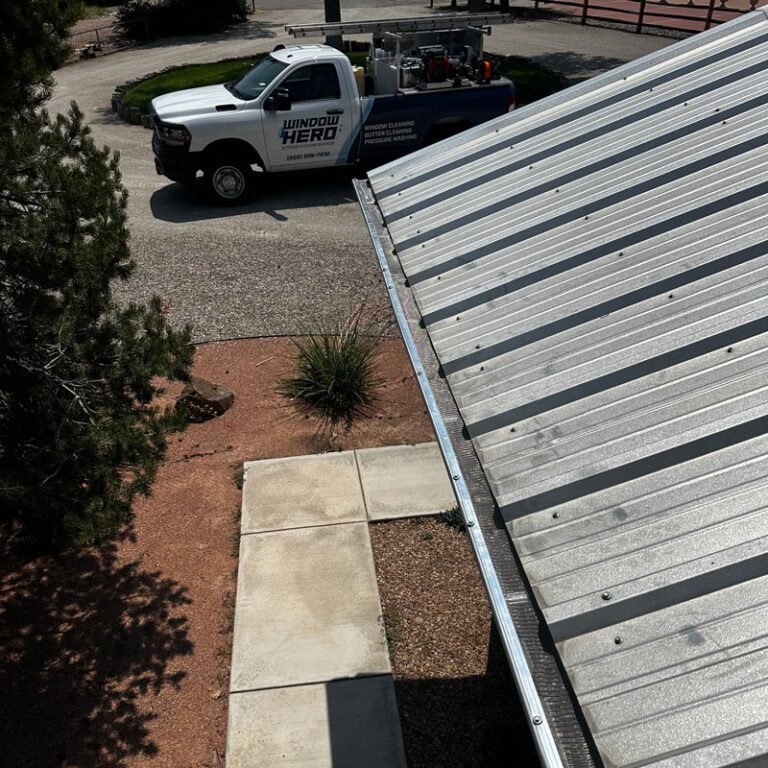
[285,13,514,38]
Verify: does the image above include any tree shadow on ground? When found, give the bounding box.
[531,51,630,83]
[0,525,193,768]
[393,627,540,768]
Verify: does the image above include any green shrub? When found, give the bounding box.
[76,3,119,20]
[439,506,466,532]
[81,0,126,8]
[116,0,248,42]
[279,306,386,431]
[498,55,564,106]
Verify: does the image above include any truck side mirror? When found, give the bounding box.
[265,87,291,111]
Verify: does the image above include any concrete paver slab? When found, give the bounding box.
[241,451,366,533]
[230,522,389,692]
[356,442,457,520]
[227,676,407,768]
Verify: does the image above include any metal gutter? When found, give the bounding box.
[354,177,567,768]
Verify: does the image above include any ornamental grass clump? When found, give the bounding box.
[279,306,386,431]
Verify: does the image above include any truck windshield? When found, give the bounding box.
[231,57,288,100]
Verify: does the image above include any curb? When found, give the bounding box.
[112,63,186,128]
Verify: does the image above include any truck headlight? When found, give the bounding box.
[157,122,191,147]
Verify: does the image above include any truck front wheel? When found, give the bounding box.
[204,156,252,205]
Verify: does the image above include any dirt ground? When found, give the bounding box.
[0,336,435,768]
[370,517,540,768]
[68,10,122,60]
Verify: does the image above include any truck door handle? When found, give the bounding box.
[327,108,344,115]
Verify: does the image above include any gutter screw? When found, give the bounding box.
[602,591,612,601]
[532,716,543,725]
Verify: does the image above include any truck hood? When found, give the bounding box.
[151,84,244,122]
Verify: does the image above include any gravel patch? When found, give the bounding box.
[370,516,540,768]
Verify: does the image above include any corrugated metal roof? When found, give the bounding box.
[359,10,768,768]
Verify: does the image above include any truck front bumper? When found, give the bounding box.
[153,135,199,183]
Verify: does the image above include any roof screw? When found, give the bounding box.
[601,591,612,601]
[727,347,733,353]
[532,716,543,725]
[552,512,560,519]
[480,366,485,371]
[668,293,674,299]
[614,636,623,645]
[475,344,481,350]
[510,427,516,432]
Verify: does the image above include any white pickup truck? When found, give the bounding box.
[151,24,514,203]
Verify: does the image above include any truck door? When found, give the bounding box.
[261,62,354,171]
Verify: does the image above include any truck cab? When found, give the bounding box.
[152,46,359,201]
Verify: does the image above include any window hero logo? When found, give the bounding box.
[280,115,340,145]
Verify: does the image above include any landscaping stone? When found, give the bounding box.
[177,375,234,422]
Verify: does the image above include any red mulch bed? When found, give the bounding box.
[0,337,435,768]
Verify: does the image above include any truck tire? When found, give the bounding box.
[204,155,252,205]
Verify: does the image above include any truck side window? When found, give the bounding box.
[282,64,341,102]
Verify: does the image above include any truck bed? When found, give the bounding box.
[357,78,514,165]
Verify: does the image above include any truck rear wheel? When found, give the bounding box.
[204,156,252,205]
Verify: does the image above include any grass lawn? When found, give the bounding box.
[120,50,560,113]
[121,59,262,110]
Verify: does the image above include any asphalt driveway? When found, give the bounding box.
[51,5,670,341]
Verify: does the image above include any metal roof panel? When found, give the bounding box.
[360,10,768,767]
